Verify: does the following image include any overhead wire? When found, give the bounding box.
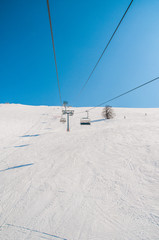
[76,76,159,114]
[46,0,62,105]
[75,0,134,102]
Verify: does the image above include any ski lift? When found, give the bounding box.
[80,111,91,125]
[60,112,66,123]
[62,109,74,116]
[60,117,66,123]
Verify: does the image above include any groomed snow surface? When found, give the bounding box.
[0,104,159,240]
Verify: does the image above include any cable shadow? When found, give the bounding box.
[0,163,34,172]
[14,144,30,148]
[6,224,67,240]
[20,134,40,138]
[91,118,106,123]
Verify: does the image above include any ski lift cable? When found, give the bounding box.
[76,76,159,114]
[46,0,62,105]
[75,0,134,103]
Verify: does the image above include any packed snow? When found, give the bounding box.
[0,104,159,240]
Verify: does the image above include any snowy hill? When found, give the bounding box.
[0,104,159,240]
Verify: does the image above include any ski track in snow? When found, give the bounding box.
[0,104,159,240]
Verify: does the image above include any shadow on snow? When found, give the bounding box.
[0,163,34,172]
[6,224,67,240]
[91,118,106,123]
[20,134,40,138]
[14,144,30,148]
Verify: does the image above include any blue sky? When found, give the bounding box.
[0,0,159,107]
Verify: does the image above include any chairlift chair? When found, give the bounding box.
[60,116,66,123]
[80,111,91,125]
[80,117,91,125]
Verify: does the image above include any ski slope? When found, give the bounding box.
[0,104,159,240]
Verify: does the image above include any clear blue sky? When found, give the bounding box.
[0,0,159,107]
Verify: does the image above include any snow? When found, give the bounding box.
[0,104,159,240]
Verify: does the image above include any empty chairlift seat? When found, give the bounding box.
[80,117,91,125]
[60,117,66,123]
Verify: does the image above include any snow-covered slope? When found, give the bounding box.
[0,104,159,240]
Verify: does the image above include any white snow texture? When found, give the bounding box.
[0,104,159,240]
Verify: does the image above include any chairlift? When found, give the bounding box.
[62,109,74,116]
[80,111,91,125]
[80,117,91,125]
[69,111,74,116]
[60,116,66,123]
